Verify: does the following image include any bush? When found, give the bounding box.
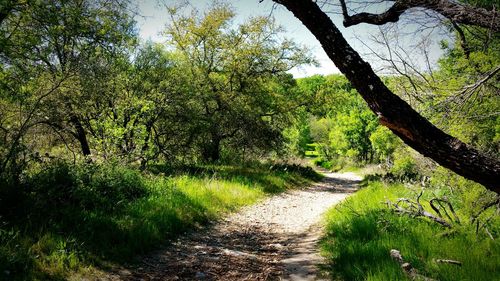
[313,157,333,170]
[389,148,420,181]
[369,126,398,162]
[28,161,148,212]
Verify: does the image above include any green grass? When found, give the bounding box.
[320,180,500,281]
[0,161,320,280]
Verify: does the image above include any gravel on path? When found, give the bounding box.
[103,171,361,281]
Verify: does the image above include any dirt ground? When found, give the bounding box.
[100,172,361,281]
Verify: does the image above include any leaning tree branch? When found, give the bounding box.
[273,0,500,193]
[338,0,500,31]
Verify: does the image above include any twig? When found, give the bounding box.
[484,226,494,240]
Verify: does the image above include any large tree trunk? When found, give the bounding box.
[273,0,500,193]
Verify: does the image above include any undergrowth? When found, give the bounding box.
[0,161,320,280]
[320,180,500,281]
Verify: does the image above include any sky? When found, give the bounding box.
[134,0,448,78]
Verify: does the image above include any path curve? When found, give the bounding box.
[105,171,361,281]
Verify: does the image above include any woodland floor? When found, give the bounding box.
[97,171,361,281]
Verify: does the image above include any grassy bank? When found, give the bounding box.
[320,180,500,281]
[0,161,321,280]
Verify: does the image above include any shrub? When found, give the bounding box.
[389,148,420,181]
[28,161,148,212]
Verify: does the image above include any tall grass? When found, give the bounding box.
[0,161,320,280]
[320,181,500,281]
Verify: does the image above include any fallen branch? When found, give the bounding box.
[435,259,462,266]
[387,192,452,227]
[430,197,461,224]
[484,226,495,240]
[470,196,500,225]
[390,249,436,281]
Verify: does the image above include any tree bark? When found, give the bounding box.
[273,0,500,193]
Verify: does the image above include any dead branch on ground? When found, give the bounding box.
[429,197,460,224]
[435,259,462,266]
[386,192,453,227]
[390,249,436,281]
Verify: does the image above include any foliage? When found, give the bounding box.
[0,1,315,177]
[0,0,499,280]
[283,107,313,156]
[369,126,398,163]
[388,147,420,181]
[289,74,394,169]
[0,0,137,181]
[159,3,315,162]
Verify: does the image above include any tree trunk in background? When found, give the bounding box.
[273,0,500,193]
[70,115,91,156]
[202,136,221,163]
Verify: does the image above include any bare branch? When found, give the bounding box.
[470,196,500,225]
[387,193,453,227]
[430,197,461,224]
[451,21,470,58]
[339,0,500,31]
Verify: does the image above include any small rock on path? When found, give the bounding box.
[104,171,361,281]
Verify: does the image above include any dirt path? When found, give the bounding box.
[104,172,361,281]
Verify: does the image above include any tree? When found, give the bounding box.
[164,4,314,162]
[270,0,499,192]
[0,0,136,160]
[298,74,383,164]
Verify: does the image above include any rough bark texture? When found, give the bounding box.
[273,0,500,193]
[339,0,499,31]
